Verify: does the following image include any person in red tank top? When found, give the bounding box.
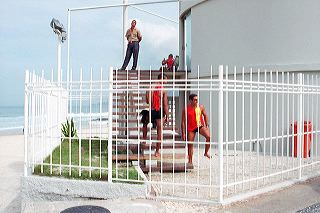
[161,54,174,72]
[143,73,169,157]
[181,94,211,164]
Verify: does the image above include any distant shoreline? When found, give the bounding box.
[0,126,23,136]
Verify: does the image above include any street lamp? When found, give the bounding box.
[50,18,67,83]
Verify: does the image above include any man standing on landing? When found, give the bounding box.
[120,20,142,70]
[181,94,211,164]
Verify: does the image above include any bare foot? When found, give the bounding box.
[204,153,211,159]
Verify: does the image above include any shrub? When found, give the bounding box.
[61,118,77,138]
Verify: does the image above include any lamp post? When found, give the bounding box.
[57,37,62,83]
[50,18,67,83]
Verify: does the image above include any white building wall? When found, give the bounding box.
[180,0,320,77]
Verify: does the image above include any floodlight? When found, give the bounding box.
[50,18,67,43]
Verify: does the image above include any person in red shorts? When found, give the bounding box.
[143,73,169,157]
[181,94,211,164]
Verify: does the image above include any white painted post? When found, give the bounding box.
[123,0,128,58]
[57,37,62,83]
[218,65,224,203]
[108,67,114,183]
[298,73,303,179]
[24,71,29,176]
[67,9,71,83]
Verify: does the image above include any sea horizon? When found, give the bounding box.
[0,105,24,135]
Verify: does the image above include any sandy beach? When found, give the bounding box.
[0,134,24,213]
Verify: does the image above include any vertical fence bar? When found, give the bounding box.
[126,69,129,180]
[218,65,224,203]
[298,73,303,179]
[197,65,200,198]
[137,68,140,182]
[291,73,295,177]
[160,67,164,195]
[263,70,267,185]
[172,65,176,194]
[286,72,290,179]
[149,66,152,187]
[225,65,228,195]
[276,70,279,171]
[24,71,29,176]
[58,69,62,175]
[184,66,188,195]
[108,67,113,183]
[79,68,83,177]
[89,68,93,177]
[51,69,54,175]
[210,65,213,197]
[316,76,319,163]
[241,67,244,190]
[233,66,237,193]
[32,72,36,173]
[311,75,314,169]
[99,68,103,178]
[249,67,252,190]
[256,68,260,188]
[269,71,273,183]
[308,75,311,168]
[281,71,284,180]
[41,71,44,174]
[69,69,72,176]
[114,67,117,179]
[302,74,305,173]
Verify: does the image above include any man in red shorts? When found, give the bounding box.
[181,94,211,164]
[143,73,169,157]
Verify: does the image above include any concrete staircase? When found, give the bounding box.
[112,70,193,172]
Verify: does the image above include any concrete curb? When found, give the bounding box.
[21,176,147,202]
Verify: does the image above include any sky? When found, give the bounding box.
[0,0,179,107]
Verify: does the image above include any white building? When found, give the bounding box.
[179,0,320,75]
[177,0,320,160]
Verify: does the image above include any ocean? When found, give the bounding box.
[0,106,24,135]
[0,104,109,136]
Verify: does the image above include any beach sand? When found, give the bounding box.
[0,134,24,213]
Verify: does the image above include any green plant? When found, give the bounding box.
[61,118,77,138]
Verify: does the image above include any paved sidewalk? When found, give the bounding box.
[218,177,320,213]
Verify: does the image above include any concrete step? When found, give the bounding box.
[140,162,193,173]
[112,153,186,161]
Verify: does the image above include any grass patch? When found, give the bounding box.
[33,139,141,183]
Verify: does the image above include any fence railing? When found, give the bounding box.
[24,65,320,203]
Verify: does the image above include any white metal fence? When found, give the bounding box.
[24,65,320,203]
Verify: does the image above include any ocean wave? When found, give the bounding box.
[0,116,24,129]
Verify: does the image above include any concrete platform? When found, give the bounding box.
[1,134,320,213]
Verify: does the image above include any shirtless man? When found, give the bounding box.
[181,94,211,164]
[143,73,169,157]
